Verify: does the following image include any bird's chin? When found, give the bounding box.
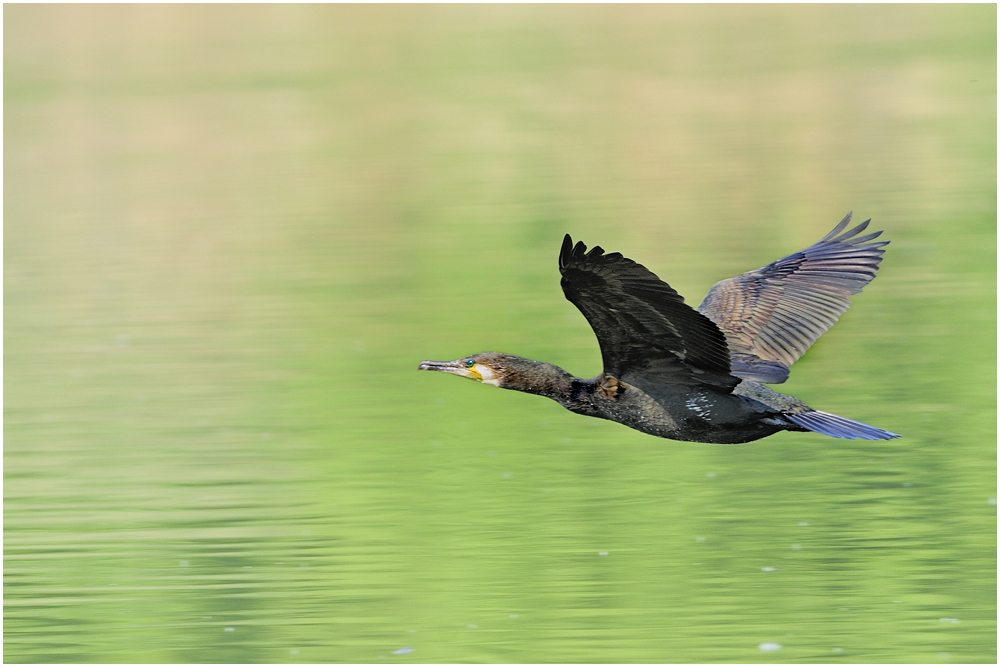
[418,360,483,381]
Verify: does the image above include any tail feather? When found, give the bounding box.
[786,410,899,440]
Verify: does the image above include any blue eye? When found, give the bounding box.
[465,359,475,368]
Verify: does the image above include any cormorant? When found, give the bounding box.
[418,213,899,443]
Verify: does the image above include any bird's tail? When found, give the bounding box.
[786,410,899,440]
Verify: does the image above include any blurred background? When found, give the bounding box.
[4,5,995,663]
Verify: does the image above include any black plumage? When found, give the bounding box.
[558,234,738,395]
[419,214,899,443]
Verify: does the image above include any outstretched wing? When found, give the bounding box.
[697,212,889,384]
[559,235,739,395]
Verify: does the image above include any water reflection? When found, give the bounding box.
[5,4,996,663]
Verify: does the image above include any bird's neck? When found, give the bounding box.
[498,360,578,400]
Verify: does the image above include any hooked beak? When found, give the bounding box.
[418,359,482,381]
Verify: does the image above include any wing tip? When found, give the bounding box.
[820,212,853,241]
[819,213,889,248]
[559,234,574,270]
[560,234,605,270]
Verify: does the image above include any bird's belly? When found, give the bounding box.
[593,383,781,444]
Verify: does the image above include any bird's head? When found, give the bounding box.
[417,352,512,387]
[419,352,575,397]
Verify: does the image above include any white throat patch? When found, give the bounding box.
[474,364,500,387]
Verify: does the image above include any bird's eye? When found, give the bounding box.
[464,359,475,368]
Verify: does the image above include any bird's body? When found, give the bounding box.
[419,213,899,443]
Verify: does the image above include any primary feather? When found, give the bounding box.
[697,212,889,383]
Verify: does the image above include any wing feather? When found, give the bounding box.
[697,212,889,384]
[559,235,739,395]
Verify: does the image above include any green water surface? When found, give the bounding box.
[5,5,996,663]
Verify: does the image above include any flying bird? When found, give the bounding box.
[419,213,898,443]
